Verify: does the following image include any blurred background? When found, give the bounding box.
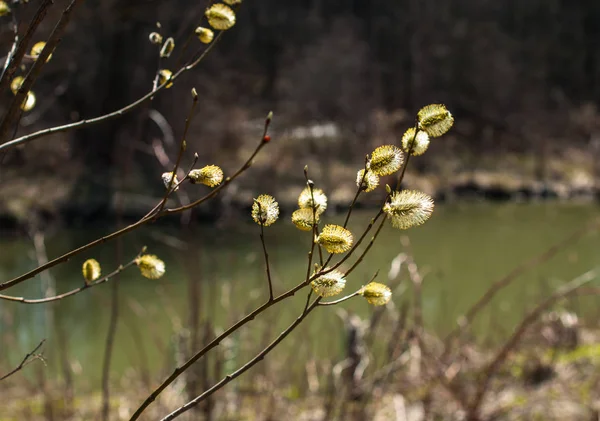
[1,1,600,420]
[1,0,600,224]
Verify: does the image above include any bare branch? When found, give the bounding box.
[0,339,46,381]
[0,251,142,304]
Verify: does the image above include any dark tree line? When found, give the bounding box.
[2,0,600,215]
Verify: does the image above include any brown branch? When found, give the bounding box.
[467,267,600,419]
[0,339,46,381]
[0,0,81,143]
[159,298,322,420]
[0,118,271,292]
[259,222,274,301]
[129,199,389,420]
[0,253,140,304]
[0,0,53,103]
[0,30,226,152]
[154,89,199,216]
[442,218,600,356]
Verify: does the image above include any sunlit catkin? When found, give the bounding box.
[20,92,36,112]
[417,104,454,138]
[82,259,101,283]
[311,269,346,297]
[195,27,214,44]
[292,208,319,231]
[161,171,179,191]
[298,186,327,215]
[252,194,279,226]
[188,165,224,187]
[356,169,379,192]
[135,255,166,279]
[369,145,404,176]
[401,128,430,156]
[10,76,23,94]
[205,4,236,31]
[359,282,392,306]
[223,0,242,5]
[383,190,434,230]
[317,224,353,254]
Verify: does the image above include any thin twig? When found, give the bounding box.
[259,221,274,301]
[155,90,199,216]
[0,119,271,292]
[0,339,46,381]
[0,251,142,304]
[159,299,322,421]
[467,267,600,419]
[395,126,416,191]
[319,292,359,306]
[129,204,386,419]
[0,31,226,152]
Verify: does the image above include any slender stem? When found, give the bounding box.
[0,339,45,381]
[343,156,369,228]
[307,178,324,267]
[318,292,359,306]
[0,122,270,292]
[0,252,141,304]
[128,276,312,420]
[155,92,199,216]
[130,204,383,420]
[303,289,313,312]
[344,214,387,277]
[259,222,274,301]
[395,126,416,191]
[0,31,226,152]
[159,298,321,421]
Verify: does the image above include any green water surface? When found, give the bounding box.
[0,202,599,388]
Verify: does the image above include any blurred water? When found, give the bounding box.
[0,202,599,389]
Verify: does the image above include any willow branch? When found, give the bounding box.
[343,155,369,228]
[0,339,46,381]
[0,119,271,291]
[0,251,141,304]
[160,298,321,420]
[318,292,359,306]
[155,90,199,216]
[0,29,226,152]
[259,222,274,301]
